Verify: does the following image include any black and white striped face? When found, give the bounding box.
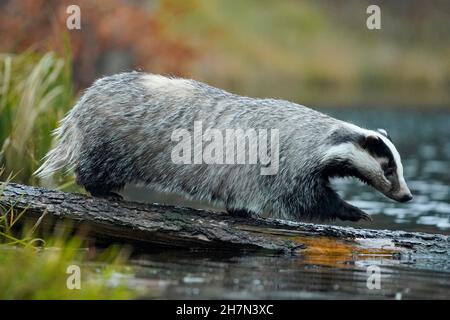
[324,125,412,203]
[359,129,412,202]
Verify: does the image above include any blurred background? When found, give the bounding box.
[0,0,449,233]
[2,0,449,105]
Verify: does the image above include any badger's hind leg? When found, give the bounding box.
[85,185,123,201]
[75,168,124,201]
[74,141,132,200]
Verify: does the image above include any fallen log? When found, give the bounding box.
[1,183,449,264]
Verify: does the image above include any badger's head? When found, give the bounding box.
[324,124,412,203]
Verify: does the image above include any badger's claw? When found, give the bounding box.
[336,201,372,222]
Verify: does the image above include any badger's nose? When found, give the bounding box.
[398,193,413,202]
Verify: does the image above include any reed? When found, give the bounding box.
[0,50,74,185]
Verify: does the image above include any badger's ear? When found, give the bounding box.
[359,134,392,159]
[376,128,392,141]
[359,135,380,150]
[377,128,388,136]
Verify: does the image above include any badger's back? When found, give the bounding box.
[36,72,341,217]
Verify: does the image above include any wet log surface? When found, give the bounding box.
[1,183,449,263]
[2,182,450,299]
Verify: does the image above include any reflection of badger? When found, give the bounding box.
[35,72,412,222]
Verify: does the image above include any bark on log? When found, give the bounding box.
[1,183,449,261]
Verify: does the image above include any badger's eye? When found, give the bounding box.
[384,167,395,177]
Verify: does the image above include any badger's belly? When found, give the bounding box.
[119,184,226,212]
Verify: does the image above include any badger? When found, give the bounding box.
[35,72,412,222]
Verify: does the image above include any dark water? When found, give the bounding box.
[122,250,450,299]
[119,108,450,299]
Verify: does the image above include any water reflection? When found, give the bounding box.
[125,250,450,299]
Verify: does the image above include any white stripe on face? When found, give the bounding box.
[370,130,411,196]
[322,142,379,175]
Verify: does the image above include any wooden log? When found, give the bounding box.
[1,183,449,262]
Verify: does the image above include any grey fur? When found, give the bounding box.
[35,72,411,222]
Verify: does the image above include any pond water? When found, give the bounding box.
[118,107,450,300]
[125,249,450,299]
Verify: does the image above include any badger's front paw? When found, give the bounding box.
[336,201,372,222]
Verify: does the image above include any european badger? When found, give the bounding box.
[35,72,412,222]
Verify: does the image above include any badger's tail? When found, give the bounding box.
[34,112,80,178]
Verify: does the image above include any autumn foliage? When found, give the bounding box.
[0,0,196,88]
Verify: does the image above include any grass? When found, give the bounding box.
[0,237,136,299]
[0,50,74,185]
[0,172,137,299]
[0,49,136,299]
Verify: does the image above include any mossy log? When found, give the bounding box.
[1,183,449,262]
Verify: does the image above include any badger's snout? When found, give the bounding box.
[397,193,413,202]
[390,188,413,203]
[383,191,413,203]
